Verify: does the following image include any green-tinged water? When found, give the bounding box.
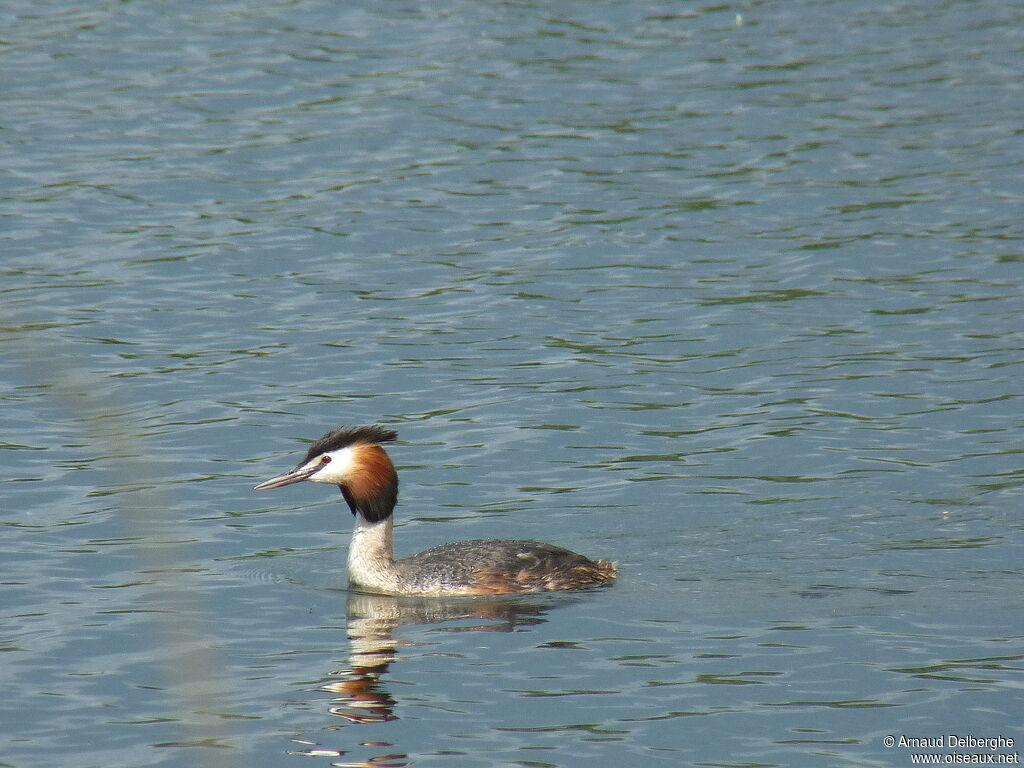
[2,1,1022,767]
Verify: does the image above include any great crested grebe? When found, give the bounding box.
[254,425,617,596]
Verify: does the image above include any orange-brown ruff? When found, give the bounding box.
[254,425,617,596]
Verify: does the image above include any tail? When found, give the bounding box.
[591,559,618,582]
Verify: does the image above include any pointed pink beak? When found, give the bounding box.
[253,464,319,491]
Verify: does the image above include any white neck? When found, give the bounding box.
[347,514,402,594]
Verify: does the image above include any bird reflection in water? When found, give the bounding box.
[322,590,568,727]
[293,591,576,766]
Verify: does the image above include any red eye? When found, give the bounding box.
[320,455,331,464]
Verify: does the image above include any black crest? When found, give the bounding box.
[303,425,398,464]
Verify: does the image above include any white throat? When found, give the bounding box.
[347,514,401,594]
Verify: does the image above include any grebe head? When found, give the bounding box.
[254,425,398,522]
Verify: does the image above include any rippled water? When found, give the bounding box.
[3,1,1022,767]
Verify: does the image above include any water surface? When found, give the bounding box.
[2,1,1022,767]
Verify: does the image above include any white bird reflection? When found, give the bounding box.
[320,590,580,725]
